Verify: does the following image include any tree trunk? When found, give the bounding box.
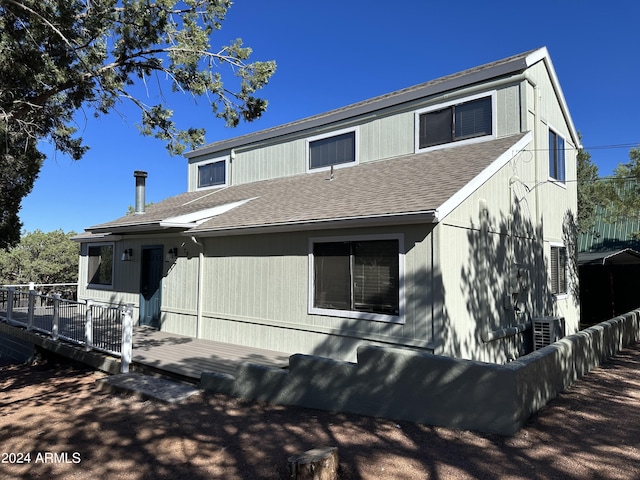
[288,446,339,480]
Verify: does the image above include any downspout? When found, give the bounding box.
[532,79,543,315]
[229,149,235,186]
[191,235,204,339]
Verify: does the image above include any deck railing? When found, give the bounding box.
[0,287,133,373]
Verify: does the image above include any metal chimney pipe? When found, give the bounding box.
[134,170,148,214]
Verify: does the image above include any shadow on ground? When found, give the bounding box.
[1,345,639,479]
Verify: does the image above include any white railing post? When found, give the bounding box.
[85,299,93,351]
[27,289,36,330]
[120,304,134,373]
[6,287,14,322]
[52,293,61,340]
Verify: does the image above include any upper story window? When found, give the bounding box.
[550,245,567,295]
[198,159,227,188]
[87,243,114,288]
[309,234,404,323]
[416,94,494,151]
[307,128,357,171]
[549,129,565,183]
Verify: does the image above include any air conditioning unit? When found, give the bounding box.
[533,317,565,350]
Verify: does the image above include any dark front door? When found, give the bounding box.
[140,246,163,328]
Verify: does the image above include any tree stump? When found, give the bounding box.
[288,446,339,480]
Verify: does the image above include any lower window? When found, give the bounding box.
[550,245,567,295]
[87,244,114,287]
[311,237,402,321]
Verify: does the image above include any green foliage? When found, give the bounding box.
[602,147,640,232]
[576,137,605,234]
[0,0,276,247]
[0,134,44,249]
[0,230,79,285]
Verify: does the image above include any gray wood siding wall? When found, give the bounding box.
[436,157,542,362]
[195,225,435,361]
[358,114,414,162]
[161,253,200,336]
[77,241,140,306]
[187,83,523,191]
[496,85,522,136]
[78,236,195,333]
[233,141,306,184]
[433,59,580,361]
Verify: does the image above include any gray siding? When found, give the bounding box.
[358,113,414,162]
[233,141,306,184]
[195,226,435,361]
[187,83,524,192]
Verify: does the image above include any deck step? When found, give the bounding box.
[97,372,201,404]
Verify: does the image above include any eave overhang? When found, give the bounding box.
[185,210,438,238]
[85,198,256,236]
[578,248,640,266]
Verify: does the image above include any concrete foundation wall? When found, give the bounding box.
[0,331,34,363]
[201,309,640,435]
[0,322,122,374]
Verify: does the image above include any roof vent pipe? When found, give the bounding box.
[134,170,148,214]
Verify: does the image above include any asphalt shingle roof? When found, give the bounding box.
[86,133,528,236]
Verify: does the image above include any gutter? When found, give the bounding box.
[70,233,122,243]
[186,210,439,238]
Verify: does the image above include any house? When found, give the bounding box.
[74,47,580,364]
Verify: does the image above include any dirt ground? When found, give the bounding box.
[1,345,639,480]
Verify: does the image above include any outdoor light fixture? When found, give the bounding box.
[121,248,133,262]
[165,247,178,262]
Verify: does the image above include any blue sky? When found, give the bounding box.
[19,0,640,233]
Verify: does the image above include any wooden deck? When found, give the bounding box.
[132,327,291,380]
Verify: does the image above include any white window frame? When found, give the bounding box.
[414,91,497,153]
[305,127,359,173]
[308,233,405,324]
[549,242,568,298]
[195,155,229,190]
[86,242,115,290]
[548,126,567,186]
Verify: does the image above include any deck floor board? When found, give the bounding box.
[132,327,291,379]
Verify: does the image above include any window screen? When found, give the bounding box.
[313,239,399,315]
[309,131,356,169]
[88,244,113,286]
[550,246,567,295]
[549,131,566,182]
[419,107,452,148]
[419,96,492,149]
[352,240,399,314]
[313,242,351,310]
[455,96,492,140]
[198,160,226,188]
